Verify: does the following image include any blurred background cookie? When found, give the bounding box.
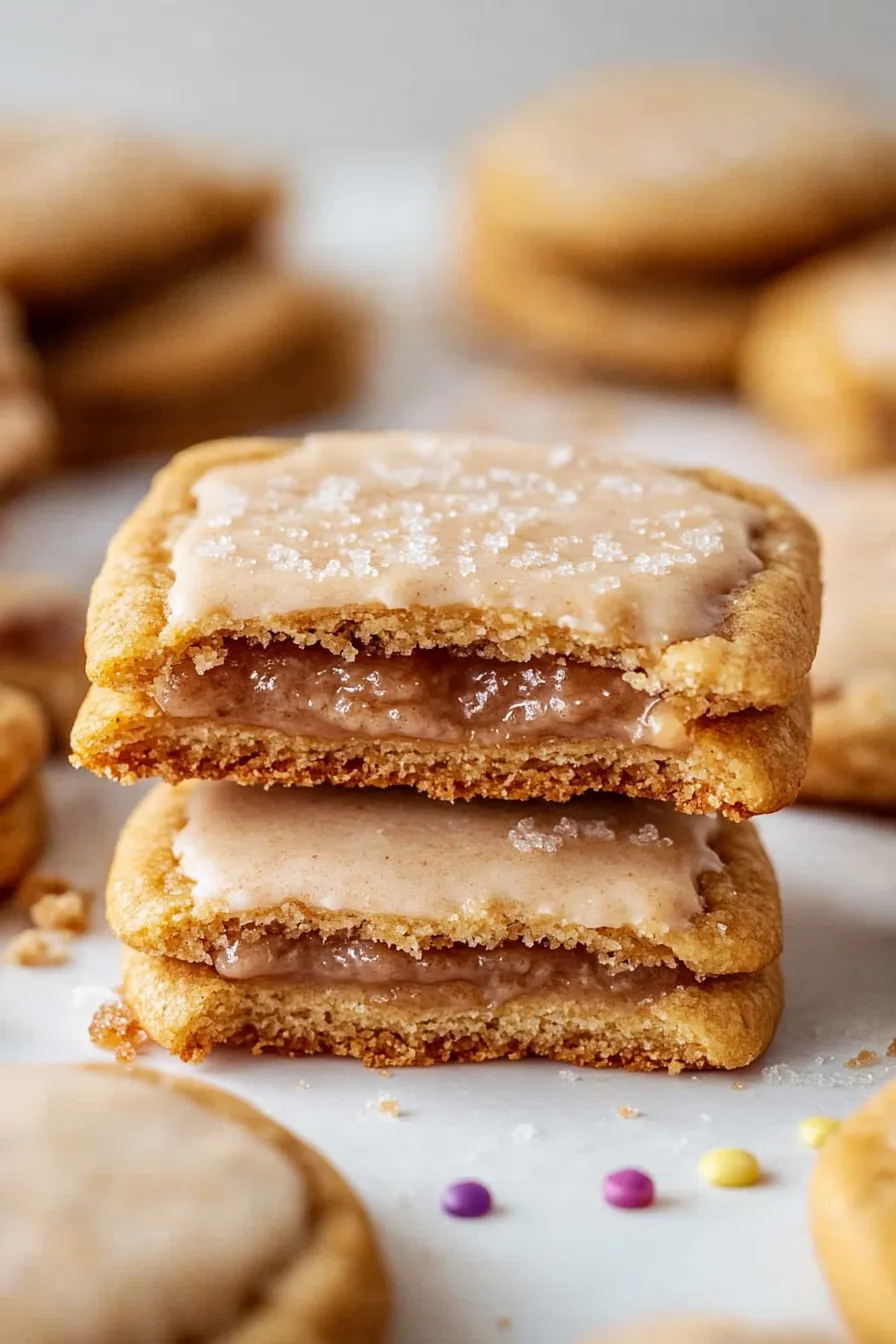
[0,1063,390,1342]
[802,474,896,810]
[741,232,896,471]
[460,67,896,385]
[0,574,87,746]
[0,291,55,489]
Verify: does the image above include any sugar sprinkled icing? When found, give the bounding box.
[166,433,764,647]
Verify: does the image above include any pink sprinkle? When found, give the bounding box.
[603,1168,655,1209]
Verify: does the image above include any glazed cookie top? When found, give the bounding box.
[470,67,896,271]
[812,475,896,696]
[0,124,281,306]
[84,435,820,711]
[0,1064,307,1343]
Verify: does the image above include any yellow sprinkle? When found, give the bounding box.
[698,1147,761,1188]
[799,1116,840,1149]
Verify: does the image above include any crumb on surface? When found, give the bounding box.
[511,1122,540,1142]
[731,1082,745,1091]
[3,928,71,966]
[15,872,92,919]
[617,1105,642,1119]
[378,1068,392,1078]
[497,1317,512,1331]
[30,890,90,934]
[376,1094,402,1119]
[88,998,148,1063]
[845,1049,878,1069]
[295,1080,310,1090]
[558,1069,580,1082]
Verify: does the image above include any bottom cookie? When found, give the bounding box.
[0,775,46,889]
[122,947,783,1072]
[583,1319,835,1343]
[0,1064,389,1343]
[811,1078,896,1344]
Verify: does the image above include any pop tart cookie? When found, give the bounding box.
[112,781,782,1071]
[72,433,819,817]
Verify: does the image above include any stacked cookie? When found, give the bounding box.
[0,124,364,466]
[461,67,896,387]
[0,575,87,746]
[0,291,55,491]
[73,432,820,1070]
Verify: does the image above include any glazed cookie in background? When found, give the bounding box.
[0,682,49,802]
[468,67,896,274]
[741,232,896,472]
[582,1318,837,1342]
[0,575,87,746]
[0,124,281,309]
[37,256,367,464]
[0,775,46,890]
[0,1064,389,1343]
[72,433,819,818]
[811,1078,896,1344]
[460,220,756,386]
[0,290,56,489]
[801,475,896,809]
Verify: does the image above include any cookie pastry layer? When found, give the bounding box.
[0,124,281,307]
[460,221,756,386]
[122,946,782,1071]
[802,475,896,808]
[0,683,48,802]
[0,575,86,745]
[0,775,46,888]
[811,1078,896,1344]
[106,782,782,975]
[73,434,819,813]
[741,232,896,472]
[0,291,56,488]
[0,1064,388,1344]
[37,260,366,463]
[469,68,896,273]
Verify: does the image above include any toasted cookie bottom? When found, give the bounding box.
[802,685,896,810]
[460,225,756,387]
[52,294,365,464]
[0,775,46,889]
[88,1065,390,1344]
[72,682,810,820]
[122,948,783,1072]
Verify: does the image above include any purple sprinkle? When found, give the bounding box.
[603,1167,655,1209]
[441,1179,493,1218]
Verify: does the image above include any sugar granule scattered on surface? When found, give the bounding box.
[730,1082,745,1091]
[617,1105,642,1119]
[374,1094,402,1119]
[295,1080,310,1090]
[558,1069,580,1083]
[511,1123,540,1143]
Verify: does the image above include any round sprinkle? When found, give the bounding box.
[799,1116,840,1149]
[699,1147,761,1188]
[603,1167,655,1209]
[441,1180,492,1218]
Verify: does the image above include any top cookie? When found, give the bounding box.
[470,67,896,272]
[0,124,281,307]
[84,433,819,713]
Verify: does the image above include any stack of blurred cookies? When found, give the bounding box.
[461,67,896,390]
[0,123,366,471]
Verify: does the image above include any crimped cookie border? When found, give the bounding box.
[802,680,896,809]
[84,435,820,712]
[72,681,811,819]
[105,779,781,976]
[83,1065,389,1344]
[122,948,783,1072]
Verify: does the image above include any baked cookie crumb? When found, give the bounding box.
[3,928,71,966]
[887,1038,896,1058]
[88,998,148,1063]
[375,1095,402,1120]
[618,1105,642,1119]
[16,872,92,925]
[845,1049,878,1069]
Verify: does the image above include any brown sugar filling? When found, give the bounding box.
[156,642,691,748]
[213,933,692,1010]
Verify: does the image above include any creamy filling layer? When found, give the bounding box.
[213,933,689,1009]
[156,642,691,748]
